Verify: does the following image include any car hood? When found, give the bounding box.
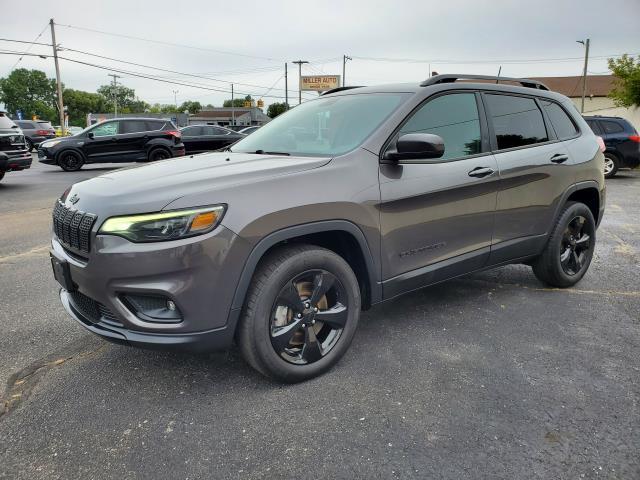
[64,152,331,217]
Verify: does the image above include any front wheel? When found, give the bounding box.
[25,138,34,152]
[237,245,361,383]
[0,171,4,182]
[532,202,596,288]
[58,151,84,172]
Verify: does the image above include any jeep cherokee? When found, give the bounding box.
[50,74,605,382]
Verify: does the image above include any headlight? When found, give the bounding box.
[99,205,225,242]
[42,139,62,148]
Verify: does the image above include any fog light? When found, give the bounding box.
[121,294,182,323]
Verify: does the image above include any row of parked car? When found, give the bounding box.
[0,108,637,180]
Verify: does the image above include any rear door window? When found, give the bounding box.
[181,126,203,136]
[585,119,602,135]
[398,92,482,160]
[120,120,149,134]
[600,120,625,134]
[485,94,548,150]
[540,100,578,139]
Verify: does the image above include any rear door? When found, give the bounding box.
[484,93,576,264]
[379,91,499,297]
[117,120,151,160]
[205,126,236,150]
[181,126,204,153]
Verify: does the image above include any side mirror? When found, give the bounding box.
[383,133,445,162]
[87,132,94,139]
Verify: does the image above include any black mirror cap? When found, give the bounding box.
[87,132,94,139]
[384,133,445,162]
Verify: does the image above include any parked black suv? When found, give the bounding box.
[52,75,605,382]
[0,111,32,182]
[38,118,185,171]
[584,115,639,178]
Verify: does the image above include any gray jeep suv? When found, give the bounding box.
[50,74,605,382]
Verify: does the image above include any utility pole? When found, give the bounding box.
[172,90,179,109]
[49,19,65,133]
[284,62,288,110]
[108,73,121,117]
[342,55,352,87]
[231,83,235,126]
[292,60,308,105]
[577,38,590,113]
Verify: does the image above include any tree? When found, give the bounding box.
[0,68,58,121]
[267,102,289,118]
[224,95,252,108]
[607,54,640,107]
[179,100,202,114]
[96,84,149,114]
[63,88,107,126]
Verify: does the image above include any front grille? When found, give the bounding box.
[52,201,97,253]
[69,291,123,327]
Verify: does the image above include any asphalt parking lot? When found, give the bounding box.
[0,157,638,479]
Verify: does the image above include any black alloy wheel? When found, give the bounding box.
[270,270,348,365]
[25,138,34,152]
[149,148,170,161]
[559,216,591,276]
[59,151,84,171]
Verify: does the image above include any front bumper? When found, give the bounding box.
[37,147,56,164]
[0,150,32,171]
[52,223,250,352]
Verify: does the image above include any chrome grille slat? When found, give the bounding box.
[52,200,97,253]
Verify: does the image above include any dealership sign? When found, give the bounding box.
[300,75,341,92]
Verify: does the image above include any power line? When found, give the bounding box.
[8,25,49,71]
[352,52,639,65]
[54,22,281,62]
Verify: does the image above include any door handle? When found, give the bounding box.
[550,153,569,163]
[111,137,117,142]
[468,166,495,178]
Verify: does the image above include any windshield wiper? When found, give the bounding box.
[253,149,290,156]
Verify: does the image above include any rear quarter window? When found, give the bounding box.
[540,100,578,140]
[600,120,625,134]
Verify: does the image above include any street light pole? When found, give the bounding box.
[173,90,179,109]
[577,38,590,113]
[292,60,308,105]
[342,55,351,87]
[49,19,65,132]
[231,83,235,126]
[284,62,288,110]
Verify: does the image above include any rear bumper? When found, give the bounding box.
[61,289,237,352]
[171,145,186,157]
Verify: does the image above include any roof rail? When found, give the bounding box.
[321,86,364,95]
[421,74,549,91]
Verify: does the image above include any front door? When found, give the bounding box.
[379,92,499,298]
[83,121,121,162]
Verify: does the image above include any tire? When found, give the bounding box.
[25,138,34,152]
[148,148,171,162]
[532,202,596,288]
[58,150,84,172]
[0,172,4,182]
[604,153,619,179]
[237,244,361,383]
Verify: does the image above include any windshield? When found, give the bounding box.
[231,93,407,156]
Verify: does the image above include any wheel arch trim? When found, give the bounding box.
[229,220,381,314]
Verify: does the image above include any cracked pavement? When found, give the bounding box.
[0,158,638,479]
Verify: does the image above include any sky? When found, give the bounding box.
[1,0,639,111]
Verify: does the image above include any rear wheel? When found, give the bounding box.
[532,202,596,288]
[604,153,618,178]
[0,172,4,182]
[58,150,84,172]
[148,148,171,162]
[237,245,361,383]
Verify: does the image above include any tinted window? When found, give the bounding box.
[585,119,602,135]
[91,121,119,137]
[121,120,149,134]
[207,126,230,135]
[486,94,548,150]
[37,121,53,129]
[181,126,203,136]
[147,120,165,131]
[540,100,578,139]
[16,121,34,129]
[600,120,625,134]
[399,93,482,160]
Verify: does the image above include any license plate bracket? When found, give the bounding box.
[50,253,76,292]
